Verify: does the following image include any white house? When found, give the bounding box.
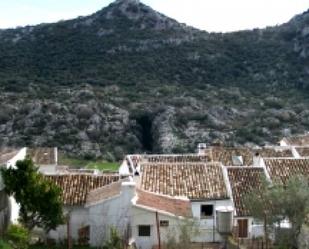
[86,181,136,246]
[132,160,234,249]
[131,189,192,249]
[46,173,135,247]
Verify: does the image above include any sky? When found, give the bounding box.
[0,0,308,32]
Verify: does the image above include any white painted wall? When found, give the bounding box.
[131,206,184,249]
[191,199,233,243]
[49,206,89,243]
[87,182,135,246]
[6,147,27,169]
[279,139,288,146]
[48,182,135,247]
[119,159,131,176]
[291,147,301,158]
[130,199,234,249]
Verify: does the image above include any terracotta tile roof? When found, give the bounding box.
[264,159,309,185]
[136,189,192,217]
[86,180,123,205]
[227,167,266,217]
[142,154,212,163]
[27,148,56,165]
[282,134,309,146]
[0,148,20,165]
[210,147,253,166]
[254,147,293,158]
[46,174,120,206]
[140,163,228,200]
[209,147,293,166]
[295,147,309,157]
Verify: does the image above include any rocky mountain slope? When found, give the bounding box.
[0,0,309,159]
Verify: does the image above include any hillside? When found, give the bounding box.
[0,0,309,159]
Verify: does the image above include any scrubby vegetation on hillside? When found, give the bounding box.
[0,0,309,159]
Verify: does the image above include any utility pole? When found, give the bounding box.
[155,211,161,249]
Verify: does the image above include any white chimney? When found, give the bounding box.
[253,153,262,167]
[198,143,207,155]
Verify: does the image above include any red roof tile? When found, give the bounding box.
[86,180,123,205]
[46,174,120,206]
[28,147,56,165]
[264,159,309,184]
[227,167,266,217]
[295,147,309,157]
[140,163,228,200]
[142,154,211,164]
[210,147,253,166]
[254,147,293,158]
[136,189,192,217]
[282,134,309,146]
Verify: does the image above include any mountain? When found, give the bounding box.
[0,0,309,159]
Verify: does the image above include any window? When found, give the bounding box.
[138,225,151,236]
[160,220,169,227]
[201,204,213,218]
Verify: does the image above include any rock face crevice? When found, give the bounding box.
[135,113,154,152]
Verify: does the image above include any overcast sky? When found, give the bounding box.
[0,0,308,32]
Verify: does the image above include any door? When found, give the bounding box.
[238,219,248,238]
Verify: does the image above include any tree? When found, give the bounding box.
[164,219,199,249]
[245,175,309,249]
[278,176,309,249]
[1,158,64,232]
[245,177,280,249]
[299,225,309,249]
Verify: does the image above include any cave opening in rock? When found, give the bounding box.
[136,114,154,152]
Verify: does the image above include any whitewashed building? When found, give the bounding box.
[131,159,234,249]
[46,174,135,247]
[131,190,192,249]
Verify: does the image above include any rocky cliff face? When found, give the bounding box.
[0,0,309,159]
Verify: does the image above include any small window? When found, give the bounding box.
[160,220,169,227]
[138,225,151,237]
[201,205,213,218]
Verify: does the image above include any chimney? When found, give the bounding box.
[54,147,58,166]
[198,143,207,155]
[253,152,262,167]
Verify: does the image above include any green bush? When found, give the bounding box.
[0,240,12,249]
[6,224,30,249]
